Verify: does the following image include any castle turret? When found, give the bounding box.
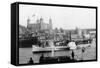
[27,17,30,28]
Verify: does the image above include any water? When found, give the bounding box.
[19,44,96,64]
[19,48,72,64]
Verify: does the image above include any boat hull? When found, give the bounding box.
[32,46,70,53]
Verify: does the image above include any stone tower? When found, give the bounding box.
[49,18,52,30]
[40,17,44,30]
[27,17,30,28]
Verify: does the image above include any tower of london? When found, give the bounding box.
[27,17,52,32]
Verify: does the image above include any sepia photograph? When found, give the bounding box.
[18,3,97,65]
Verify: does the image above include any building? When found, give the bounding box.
[27,17,52,32]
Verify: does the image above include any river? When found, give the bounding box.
[19,44,96,64]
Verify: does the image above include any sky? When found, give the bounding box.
[19,4,96,29]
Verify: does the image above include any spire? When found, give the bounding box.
[27,17,30,24]
[49,17,52,29]
[40,16,43,21]
[40,16,43,23]
[49,17,52,23]
[27,17,30,28]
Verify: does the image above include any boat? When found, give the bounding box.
[32,45,70,53]
[32,40,79,53]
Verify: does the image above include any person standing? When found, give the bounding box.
[28,57,34,64]
[82,47,85,53]
[81,47,85,60]
[71,50,74,60]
